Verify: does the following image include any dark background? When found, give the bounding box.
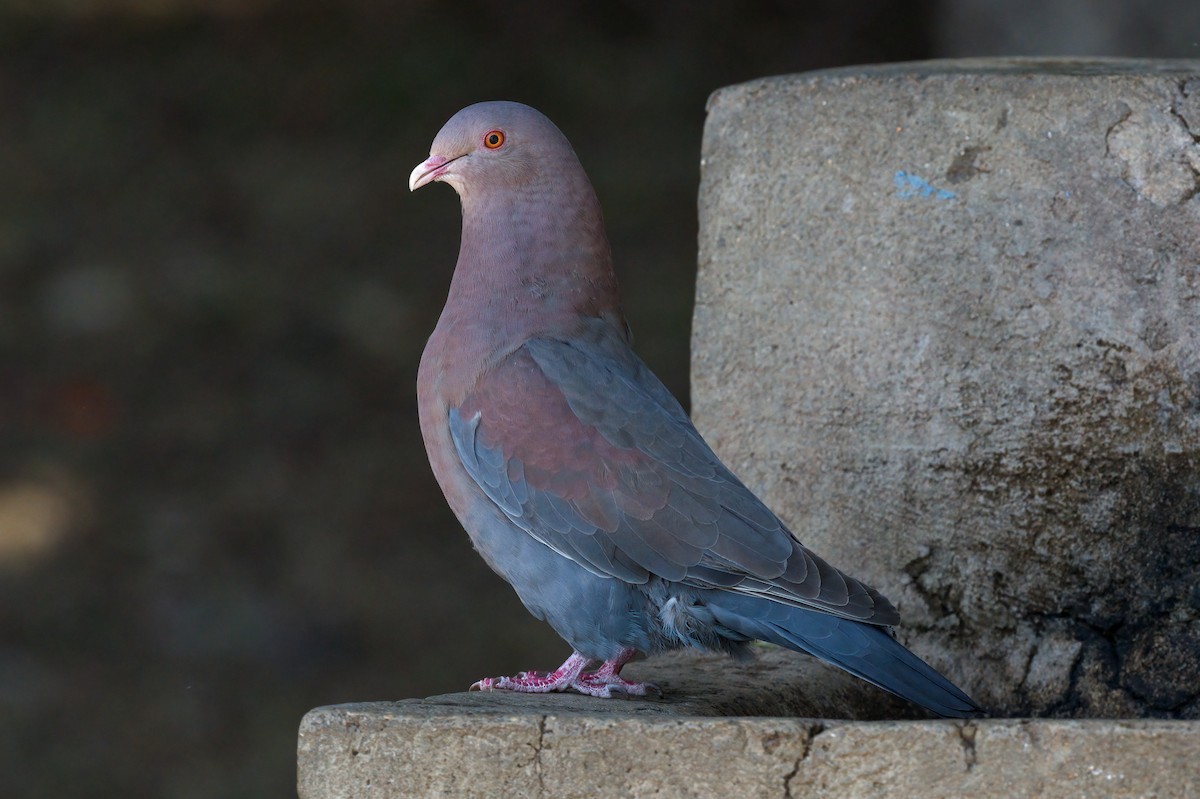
[0,1,1196,796]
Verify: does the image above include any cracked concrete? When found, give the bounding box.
[299,699,1199,798]
[532,715,546,796]
[956,719,978,770]
[1106,94,1200,205]
[780,719,823,799]
[1176,79,1200,137]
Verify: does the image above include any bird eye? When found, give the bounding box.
[483,130,505,149]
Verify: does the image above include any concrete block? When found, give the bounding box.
[693,58,1200,716]
[298,649,1200,798]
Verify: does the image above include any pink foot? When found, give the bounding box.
[570,648,660,698]
[470,651,589,693]
[470,648,660,698]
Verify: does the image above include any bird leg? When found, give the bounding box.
[570,647,661,698]
[470,648,660,697]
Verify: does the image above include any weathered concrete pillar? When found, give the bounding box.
[299,59,1200,797]
[694,58,1200,717]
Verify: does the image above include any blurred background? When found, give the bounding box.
[0,1,1196,796]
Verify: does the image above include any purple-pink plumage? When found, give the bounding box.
[410,101,981,716]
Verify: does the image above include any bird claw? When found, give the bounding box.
[469,674,562,693]
[468,651,590,694]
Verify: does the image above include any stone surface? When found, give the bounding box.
[299,649,1200,798]
[299,653,1200,798]
[693,58,1200,717]
[370,648,923,721]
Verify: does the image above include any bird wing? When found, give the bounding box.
[448,318,899,625]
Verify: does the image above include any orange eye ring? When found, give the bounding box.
[483,130,505,149]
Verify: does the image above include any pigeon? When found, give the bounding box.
[409,101,982,717]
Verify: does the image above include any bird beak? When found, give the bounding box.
[409,154,463,192]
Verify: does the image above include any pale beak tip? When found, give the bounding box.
[409,154,452,193]
[408,163,428,193]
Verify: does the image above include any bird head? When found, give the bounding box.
[409,101,577,197]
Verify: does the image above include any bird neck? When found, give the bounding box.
[445,178,624,343]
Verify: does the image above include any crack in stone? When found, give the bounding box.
[1104,88,1199,206]
[783,722,825,799]
[957,720,978,771]
[1173,78,1199,141]
[1018,635,1038,691]
[1167,82,1200,202]
[782,755,801,799]
[1102,104,1134,157]
[533,715,547,797]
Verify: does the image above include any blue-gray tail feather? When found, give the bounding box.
[702,592,984,718]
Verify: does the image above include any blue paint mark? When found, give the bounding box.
[894,170,956,201]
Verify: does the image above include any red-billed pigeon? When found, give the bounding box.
[409,101,982,717]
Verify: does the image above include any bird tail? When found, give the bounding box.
[701,592,984,718]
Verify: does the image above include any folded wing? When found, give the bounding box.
[449,319,899,626]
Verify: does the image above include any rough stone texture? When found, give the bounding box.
[300,652,1200,791]
[693,58,1200,718]
[298,649,1200,798]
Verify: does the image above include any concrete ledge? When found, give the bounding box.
[300,710,1200,796]
[298,713,1198,799]
[297,649,1199,798]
